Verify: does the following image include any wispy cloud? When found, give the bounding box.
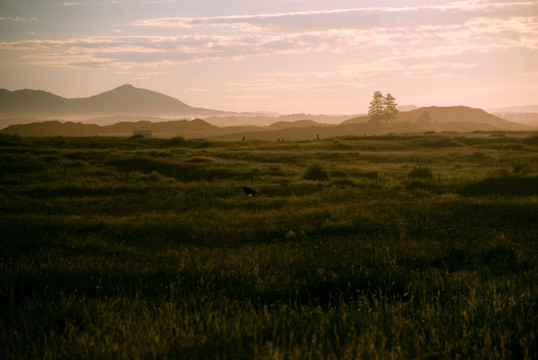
[3,9,534,71]
[0,16,38,22]
[183,88,211,94]
[133,1,538,30]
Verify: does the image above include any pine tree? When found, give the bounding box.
[368,91,385,122]
[383,93,398,122]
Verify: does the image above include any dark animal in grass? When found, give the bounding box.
[241,186,260,196]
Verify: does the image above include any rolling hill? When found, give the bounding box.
[0,119,224,138]
[1,105,534,139]
[342,106,530,132]
[0,83,534,138]
[0,84,230,118]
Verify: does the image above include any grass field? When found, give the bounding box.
[1,132,537,359]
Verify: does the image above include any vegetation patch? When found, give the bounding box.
[408,166,433,179]
[303,163,329,181]
[522,135,538,146]
[459,176,538,196]
[329,169,348,178]
[358,170,379,180]
[416,137,466,148]
[1,132,537,359]
[107,157,242,182]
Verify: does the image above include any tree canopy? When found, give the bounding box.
[368,91,399,122]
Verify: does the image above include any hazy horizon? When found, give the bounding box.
[1,0,537,114]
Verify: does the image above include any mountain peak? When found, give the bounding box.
[114,84,136,91]
[106,84,137,94]
[0,85,229,117]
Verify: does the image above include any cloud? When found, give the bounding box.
[220,58,479,96]
[132,71,163,80]
[222,94,274,100]
[2,14,535,73]
[0,16,38,22]
[132,1,538,30]
[1,0,536,82]
[183,88,211,94]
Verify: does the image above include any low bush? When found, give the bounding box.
[163,136,185,147]
[330,169,348,178]
[303,163,329,181]
[408,166,433,179]
[421,137,466,148]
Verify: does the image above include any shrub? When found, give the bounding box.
[418,137,466,148]
[360,171,378,180]
[163,136,186,147]
[405,180,434,191]
[522,135,538,146]
[408,166,433,179]
[512,160,530,175]
[303,163,329,181]
[0,154,46,176]
[330,170,348,178]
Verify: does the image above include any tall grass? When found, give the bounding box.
[1,132,537,358]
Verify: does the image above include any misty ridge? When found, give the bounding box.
[0,84,536,139]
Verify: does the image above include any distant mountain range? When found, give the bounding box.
[487,105,538,127]
[494,113,538,126]
[0,84,232,118]
[488,105,538,113]
[1,105,534,139]
[0,84,535,138]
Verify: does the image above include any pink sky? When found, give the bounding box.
[1,0,537,114]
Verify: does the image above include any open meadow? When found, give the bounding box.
[1,132,537,359]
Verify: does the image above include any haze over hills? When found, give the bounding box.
[488,105,538,113]
[482,105,538,127]
[494,113,538,127]
[0,84,233,118]
[0,84,535,139]
[1,105,534,139]
[211,106,533,141]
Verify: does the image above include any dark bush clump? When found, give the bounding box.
[163,136,186,147]
[303,163,329,181]
[408,166,433,179]
[459,176,538,196]
[522,135,538,146]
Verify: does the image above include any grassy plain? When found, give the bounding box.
[1,132,537,359]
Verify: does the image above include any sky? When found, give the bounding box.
[0,0,537,114]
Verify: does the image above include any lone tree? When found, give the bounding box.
[367,91,399,122]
